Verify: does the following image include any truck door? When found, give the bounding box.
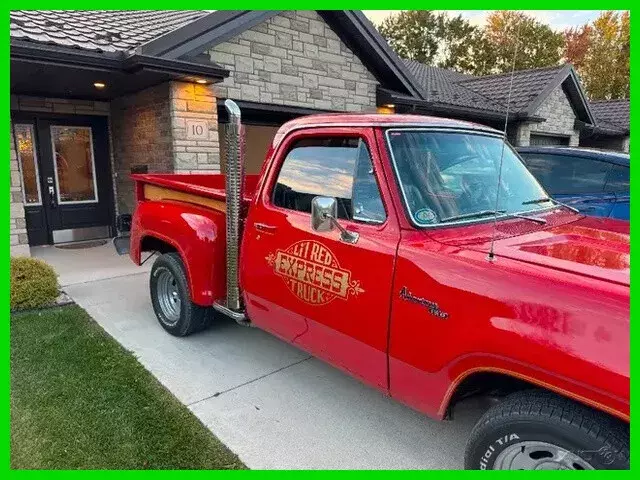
[241,127,400,390]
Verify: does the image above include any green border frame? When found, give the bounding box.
[5,4,634,474]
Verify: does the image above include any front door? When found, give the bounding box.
[241,128,400,390]
[12,115,114,245]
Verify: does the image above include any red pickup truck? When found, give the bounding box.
[127,100,629,470]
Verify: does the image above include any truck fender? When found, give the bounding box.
[130,200,227,306]
[439,355,630,422]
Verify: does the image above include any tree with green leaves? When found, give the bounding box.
[481,11,564,74]
[377,10,482,73]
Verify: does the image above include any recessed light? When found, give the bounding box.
[195,79,208,84]
[94,82,106,89]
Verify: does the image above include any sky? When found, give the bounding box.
[362,10,611,31]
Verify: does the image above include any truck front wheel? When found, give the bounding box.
[465,390,629,470]
[150,253,210,337]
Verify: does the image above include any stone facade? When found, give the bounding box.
[111,83,174,213]
[170,82,221,173]
[513,85,580,147]
[10,95,111,256]
[208,10,379,112]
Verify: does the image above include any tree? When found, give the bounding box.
[576,11,629,100]
[482,11,564,74]
[377,10,482,72]
[378,10,441,64]
[564,25,592,70]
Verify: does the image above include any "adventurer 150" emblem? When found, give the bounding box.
[399,286,449,319]
[266,240,364,305]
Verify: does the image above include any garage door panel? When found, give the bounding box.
[530,134,570,146]
[219,124,280,174]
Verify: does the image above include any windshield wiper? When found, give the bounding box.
[505,213,547,224]
[522,197,579,213]
[441,209,547,225]
[440,210,505,223]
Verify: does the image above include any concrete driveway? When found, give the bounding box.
[48,245,487,469]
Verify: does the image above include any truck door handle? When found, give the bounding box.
[254,223,277,234]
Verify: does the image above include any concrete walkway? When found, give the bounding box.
[43,245,486,469]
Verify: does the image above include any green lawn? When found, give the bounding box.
[11,305,245,469]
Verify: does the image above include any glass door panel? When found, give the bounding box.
[51,126,98,204]
[14,124,42,205]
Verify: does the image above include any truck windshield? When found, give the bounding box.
[386,130,549,226]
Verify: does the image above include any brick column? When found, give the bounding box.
[170,82,221,173]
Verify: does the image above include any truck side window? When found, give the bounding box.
[272,137,386,223]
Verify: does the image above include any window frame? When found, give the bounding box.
[265,130,389,227]
[384,127,556,229]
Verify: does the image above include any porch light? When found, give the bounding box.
[195,79,208,84]
[93,82,106,89]
[377,104,395,114]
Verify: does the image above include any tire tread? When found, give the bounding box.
[465,389,629,469]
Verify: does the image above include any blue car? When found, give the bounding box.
[517,147,630,221]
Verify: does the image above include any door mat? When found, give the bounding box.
[55,239,108,250]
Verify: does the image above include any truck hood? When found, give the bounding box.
[493,215,630,286]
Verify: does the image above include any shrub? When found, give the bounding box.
[10,257,59,311]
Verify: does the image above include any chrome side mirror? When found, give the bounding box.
[311,196,359,244]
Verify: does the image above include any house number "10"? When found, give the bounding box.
[186,119,209,140]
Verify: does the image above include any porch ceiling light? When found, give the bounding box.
[93,82,106,89]
[195,79,208,84]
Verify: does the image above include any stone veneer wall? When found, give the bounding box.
[208,10,379,112]
[170,82,221,173]
[531,85,580,146]
[111,83,174,213]
[9,95,110,256]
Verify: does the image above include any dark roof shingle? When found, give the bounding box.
[10,10,207,53]
[590,99,630,132]
[403,59,506,113]
[457,65,564,112]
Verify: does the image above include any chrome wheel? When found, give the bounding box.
[156,269,181,325]
[493,441,595,470]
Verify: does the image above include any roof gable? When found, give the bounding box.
[404,61,595,125]
[139,10,425,99]
[10,10,207,54]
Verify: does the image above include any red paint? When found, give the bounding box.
[129,114,629,422]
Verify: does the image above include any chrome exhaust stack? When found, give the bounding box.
[213,99,249,325]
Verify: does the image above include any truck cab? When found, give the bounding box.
[128,104,629,470]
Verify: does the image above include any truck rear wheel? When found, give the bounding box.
[465,390,629,470]
[150,253,210,337]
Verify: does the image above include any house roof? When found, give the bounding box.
[399,61,595,126]
[138,10,426,100]
[458,65,564,112]
[10,10,208,54]
[403,60,505,114]
[590,99,630,133]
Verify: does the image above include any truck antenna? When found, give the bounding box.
[487,19,521,262]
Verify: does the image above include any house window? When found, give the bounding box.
[14,124,42,205]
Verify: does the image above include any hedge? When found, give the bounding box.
[10,257,59,311]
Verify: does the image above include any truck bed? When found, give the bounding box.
[132,173,259,206]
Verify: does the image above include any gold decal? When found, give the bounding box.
[267,240,364,305]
